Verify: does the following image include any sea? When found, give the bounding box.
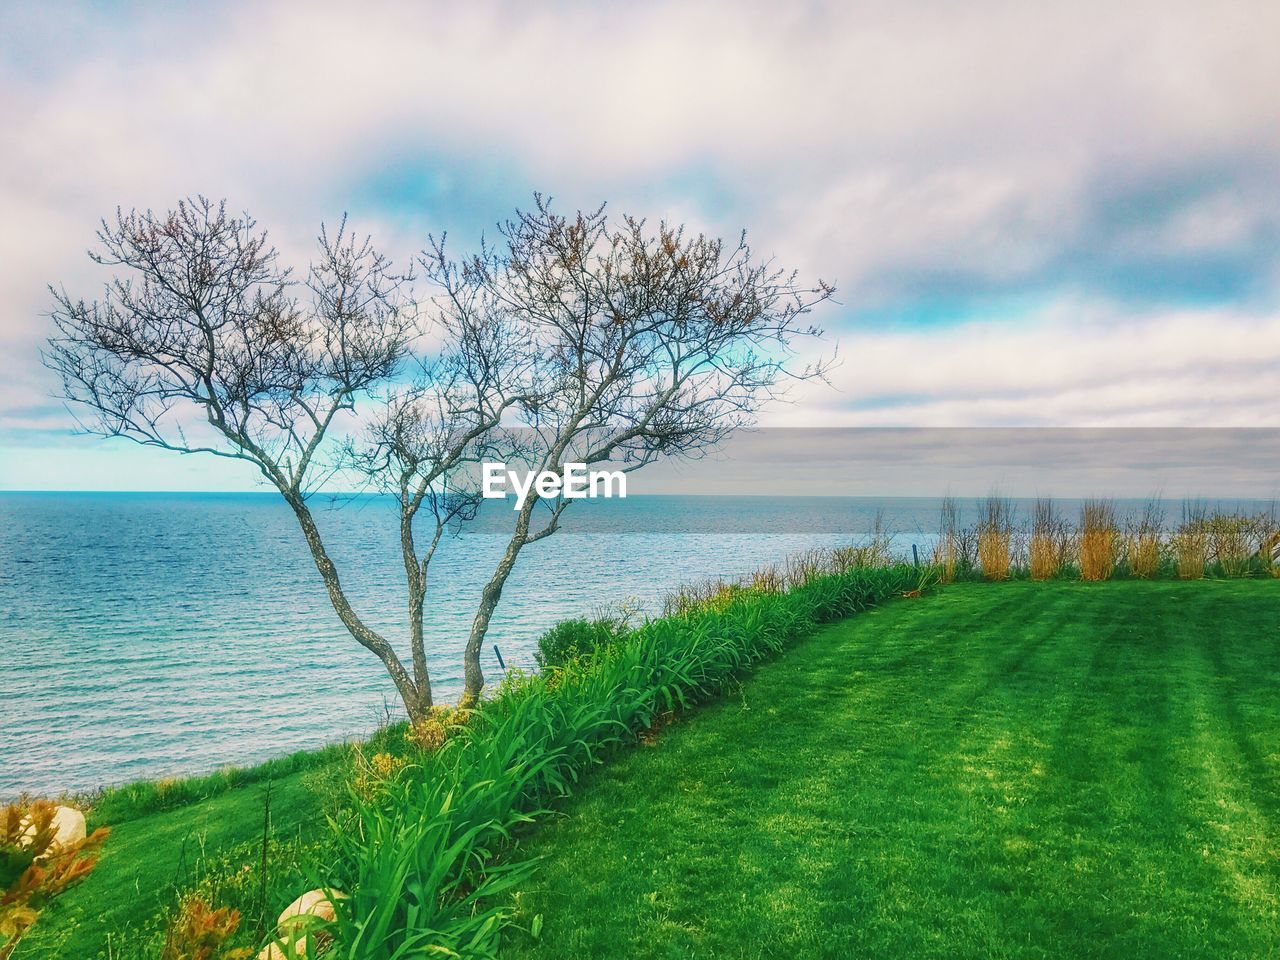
[0,492,1271,798]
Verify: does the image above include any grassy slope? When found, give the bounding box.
[502,580,1280,960]
[16,768,326,958]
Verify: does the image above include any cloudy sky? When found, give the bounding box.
[1,0,1278,491]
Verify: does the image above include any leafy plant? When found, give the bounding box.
[160,897,252,960]
[1,801,108,959]
[903,564,941,598]
[347,750,412,805]
[534,617,631,670]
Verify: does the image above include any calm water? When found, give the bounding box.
[0,493,1269,797]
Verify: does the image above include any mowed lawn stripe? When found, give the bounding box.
[501,581,1280,960]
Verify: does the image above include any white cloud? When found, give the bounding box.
[771,302,1280,426]
[2,0,1279,467]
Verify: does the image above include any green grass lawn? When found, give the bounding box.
[501,580,1280,960]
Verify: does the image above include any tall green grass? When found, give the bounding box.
[84,746,349,827]
[319,565,919,958]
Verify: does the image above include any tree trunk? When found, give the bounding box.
[286,493,431,724]
[459,584,502,710]
[401,509,434,717]
[458,502,535,707]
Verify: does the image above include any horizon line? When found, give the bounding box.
[1,489,1275,502]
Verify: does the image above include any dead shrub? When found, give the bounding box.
[850,511,894,570]
[662,578,743,616]
[784,549,829,588]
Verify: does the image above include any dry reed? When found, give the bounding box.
[1029,498,1063,580]
[934,496,959,583]
[1125,499,1164,579]
[1078,499,1118,581]
[977,494,1014,582]
[1172,500,1208,580]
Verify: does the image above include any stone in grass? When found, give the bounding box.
[256,889,346,960]
[18,805,87,855]
[49,806,86,849]
[278,888,345,928]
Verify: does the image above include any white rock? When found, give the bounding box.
[50,806,87,849]
[18,805,86,854]
[262,888,346,959]
[278,888,343,926]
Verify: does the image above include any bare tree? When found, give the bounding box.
[46,195,832,720]
[421,199,834,706]
[45,197,450,721]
